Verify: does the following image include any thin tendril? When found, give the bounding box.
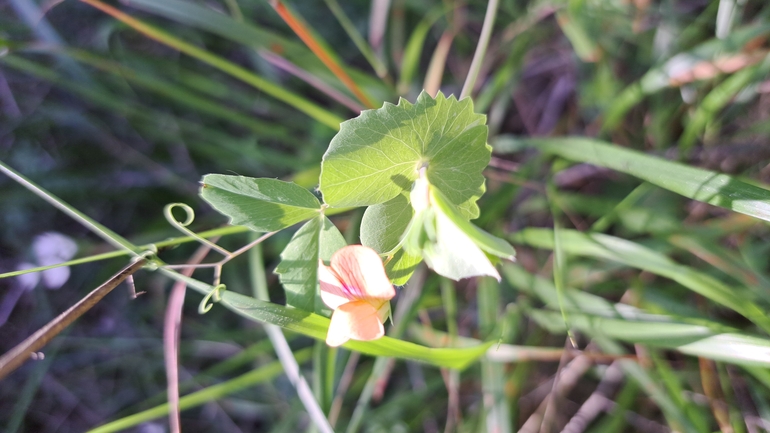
[198,284,226,314]
[162,203,277,303]
[164,203,231,257]
[229,231,277,258]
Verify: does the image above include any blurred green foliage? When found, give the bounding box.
[2,0,770,432]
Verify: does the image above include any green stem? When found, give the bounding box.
[460,0,500,100]
[0,159,141,254]
[87,348,313,433]
[0,226,249,280]
[324,0,388,78]
[248,239,335,433]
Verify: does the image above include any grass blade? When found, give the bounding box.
[268,0,376,108]
[511,228,770,333]
[80,0,344,130]
[158,269,491,370]
[517,137,770,222]
[88,348,313,433]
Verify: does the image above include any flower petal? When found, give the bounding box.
[318,261,350,310]
[325,300,385,347]
[330,245,395,301]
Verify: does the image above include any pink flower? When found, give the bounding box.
[318,245,396,347]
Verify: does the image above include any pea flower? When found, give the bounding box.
[318,245,396,347]
[404,175,515,281]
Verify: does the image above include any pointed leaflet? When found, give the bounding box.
[360,193,421,285]
[320,91,490,219]
[275,215,347,314]
[163,268,491,369]
[200,174,320,232]
[218,290,491,370]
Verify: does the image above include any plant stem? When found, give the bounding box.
[460,0,500,100]
[0,159,141,254]
[248,239,335,433]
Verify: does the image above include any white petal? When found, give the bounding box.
[42,266,71,290]
[33,232,78,265]
[15,262,40,291]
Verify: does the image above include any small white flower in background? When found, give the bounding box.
[32,232,77,290]
[1,232,79,327]
[137,422,166,433]
[15,262,40,291]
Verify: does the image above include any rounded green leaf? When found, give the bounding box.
[360,194,421,285]
[320,91,489,219]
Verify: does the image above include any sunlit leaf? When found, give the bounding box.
[402,181,514,281]
[360,193,420,285]
[432,187,515,260]
[404,206,497,281]
[200,174,320,232]
[320,91,489,219]
[219,290,491,370]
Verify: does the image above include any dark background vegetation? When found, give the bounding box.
[2,0,770,432]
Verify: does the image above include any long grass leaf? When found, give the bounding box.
[530,309,770,367]
[268,1,376,108]
[125,0,388,98]
[80,0,343,130]
[511,228,770,333]
[517,137,770,222]
[159,269,491,370]
[87,348,313,433]
[323,0,388,78]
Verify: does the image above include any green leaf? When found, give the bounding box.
[360,194,413,252]
[274,215,346,314]
[219,290,491,370]
[384,248,422,286]
[200,174,321,232]
[518,138,770,223]
[530,309,770,367]
[511,228,770,333]
[360,194,420,285]
[503,264,770,367]
[320,91,489,219]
